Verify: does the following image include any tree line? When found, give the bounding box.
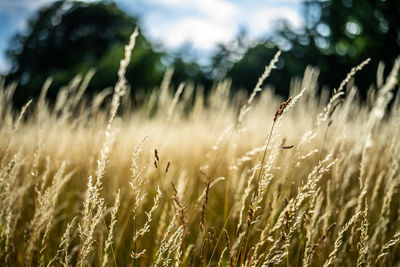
[4,0,400,106]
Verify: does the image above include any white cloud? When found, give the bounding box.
[145,0,186,5]
[140,0,302,52]
[193,0,238,22]
[143,0,239,23]
[246,7,304,37]
[156,17,236,50]
[140,0,240,50]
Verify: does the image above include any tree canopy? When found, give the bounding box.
[6,1,165,105]
[218,0,400,97]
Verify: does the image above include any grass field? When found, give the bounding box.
[1,29,400,266]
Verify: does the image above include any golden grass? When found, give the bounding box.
[0,29,400,266]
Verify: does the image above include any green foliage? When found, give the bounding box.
[299,0,400,95]
[170,57,212,91]
[215,0,400,97]
[6,1,164,105]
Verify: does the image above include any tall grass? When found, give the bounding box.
[0,29,400,266]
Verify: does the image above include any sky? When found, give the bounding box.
[0,0,303,74]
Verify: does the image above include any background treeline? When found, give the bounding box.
[3,0,400,106]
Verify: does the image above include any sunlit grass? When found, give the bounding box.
[0,30,399,266]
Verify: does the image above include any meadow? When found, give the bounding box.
[1,29,400,266]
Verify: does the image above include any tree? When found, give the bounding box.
[220,0,400,97]
[299,0,400,95]
[169,57,212,91]
[6,0,165,106]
